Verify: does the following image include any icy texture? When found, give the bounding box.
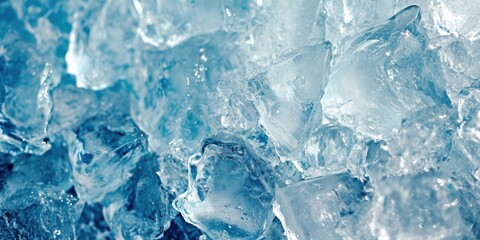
[2,1,480,239]
[173,136,276,239]
[322,5,451,138]
[243,0,326,66]
[0,187,78,239]
[102,154,173,239]
[274,173,367,240]
[365,106,457,180]
[66,0,138,90]
[67,96,148,202]
[131,33,239,157]
[248,43,331,159]
[4,144,72,190]
[299,124,358,177]
[456,87,480,173]
[0,6,53,154]
[161,214,206,240]
[132,0,254,49]
[348,172,478,239]
[76,203,114,240]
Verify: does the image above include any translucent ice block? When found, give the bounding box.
[274,172,367,240]
[248,43,331,159]
[173,136,276,239]
[322,5,451,138]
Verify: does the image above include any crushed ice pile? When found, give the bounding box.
[1,0,480,239]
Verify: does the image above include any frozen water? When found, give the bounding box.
[299,124,359,178]
[66,0,138,90]
[102,153,173,239]
[131,32,240,157]
[161,214,206,240]
[66,93,148,202]
[2,1,480,239]
[4,144,73,190]
[458,87,480,144]
[242,0,326,67]
[248,43,331,159]
[0,6,53,155]
[322,5,451,138]
[439,39,480,102]
[0,187,78,239]
[365,106,457,180]
[173,136,276,239]
[76,203,114,240]
[429,0,480,41]
[456,87,480,174]
[349,172,478,239]
[273,173,367,240]
[132,0,255,49]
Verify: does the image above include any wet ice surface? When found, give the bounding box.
[1,0,480,239]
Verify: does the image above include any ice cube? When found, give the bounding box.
[439,39,480,101]
[273,172,367,240]
[299,124,358,178]
[173,136,276,239]
[102,153,173,239]
[322,5,451,138]
[67,106,148,202]
[65,0,138,90]
[430,0,480,41]
[0,10,53,154]
[10,0,71,82]
[131,33,240,157]
[248,43,331,159]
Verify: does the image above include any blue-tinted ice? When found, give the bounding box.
[1,1,480,240]
[322,5,451,138]
[173,136,276,239]
[274,173,367,240]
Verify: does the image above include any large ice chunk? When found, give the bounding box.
[322,5,451,138]
[102,153,173,239]
[173,136,276,239]
[65,0,138,90]
[247,43,331,159]
[67,102,148,202]
[0,7,53,154]
[273,172,367,240]
[131,33,239,156]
